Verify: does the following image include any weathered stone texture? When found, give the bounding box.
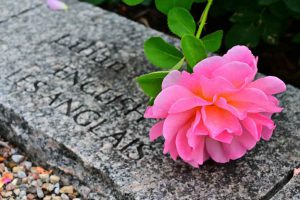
[0,0,299,199]
[271,175,300,200]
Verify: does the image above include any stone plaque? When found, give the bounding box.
[0,0,299,199]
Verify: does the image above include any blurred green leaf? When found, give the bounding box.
[269,1,290,19]
[284,0,300,14]
[181,35,207,67]
[144,37,183,69]
[202,30,223,52]
[258,0,279,5]
[123,0,144,6]
[136,71,169,97]
[225,24,260,48]
[194,0,207,3]
[230,9,260,23]
[261,13,283,45]
[83,0,106,5]
[155,0,193,15]
[292,33,300,43]
[168,8,196,38]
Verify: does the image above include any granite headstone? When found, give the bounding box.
[0,0,299,199]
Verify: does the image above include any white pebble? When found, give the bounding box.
[11,155,24,163]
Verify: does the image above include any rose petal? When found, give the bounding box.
[149,120,164,141]
[249,76,286,95]
[202,106,242,137]
[47,0,68,11]
[206,138,229,163]
[162,70,181,89]
[222,138,247,160]
[212,61,254,87]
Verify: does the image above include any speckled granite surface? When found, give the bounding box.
[271,175,300,200]
[0,0,299,199]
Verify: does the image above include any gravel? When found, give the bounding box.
[0,138,81,199]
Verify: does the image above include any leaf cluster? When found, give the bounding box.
[210,0,300,48]
[128,0,223,103]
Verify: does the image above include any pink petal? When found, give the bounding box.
[249,113,275,129]
[164,137,178,160]
[261,126,275,140]
[212,61,254,87]
[199,76,236,100]
[222,138,247,160]
[169,96,211,114]
[241,117,260,141]
[190,136,206,165]
[235,128,257,150]
[216,97,247,120]
[144,106,166,119]
[249,76,286,95]
[149,121,164,141]
[227,88,283,113]
[206,138,229,163]
[176,125,193,161]
[163,110,194,146]
[47,0,68,11]
[224,45,256,70]
[213,131,234,144]
[193,56,227,78]
[162,70,181,89]
[154,85,195,115]
[202,106,242,138]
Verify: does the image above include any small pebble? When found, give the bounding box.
[17,171,26,178]
[37,187,44,198]
[52,196,62,200]
[13,188,20,195]
[19,190,26,197]
[2,191,13,197]
[61,193,70,200]
[23,161,32,169]
[12,166,23,173]
[50,175,60,184]
[27,193,35,200]
[39,174,50,183]
[11,155,24,163]
[60,186,74,194]
[43,196,52,200]
[54,183,60,194]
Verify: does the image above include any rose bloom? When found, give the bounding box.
[145,46,286,167]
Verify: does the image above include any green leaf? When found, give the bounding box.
[225,24,260,48]
[194,0,207,3]
[258,0,279,5]
[202,30,223,52]
[292,33,300,43]
[284,0,300,14]
[167,8,196,38]
[155,0,193,15]
[136,71,169,97]
[261,13,283,45]
[122,0,144,6]
[144,37,183,69]
[230,9,260,23]
[171,57,185,70]
[181,35,207,68]
[83,0,106,5]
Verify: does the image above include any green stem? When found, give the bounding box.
[196,0,213,39]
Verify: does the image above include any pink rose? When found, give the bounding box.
[145,45,286,167]
[47,0,68,11]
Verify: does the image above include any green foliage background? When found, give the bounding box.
[81,0,300,48]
